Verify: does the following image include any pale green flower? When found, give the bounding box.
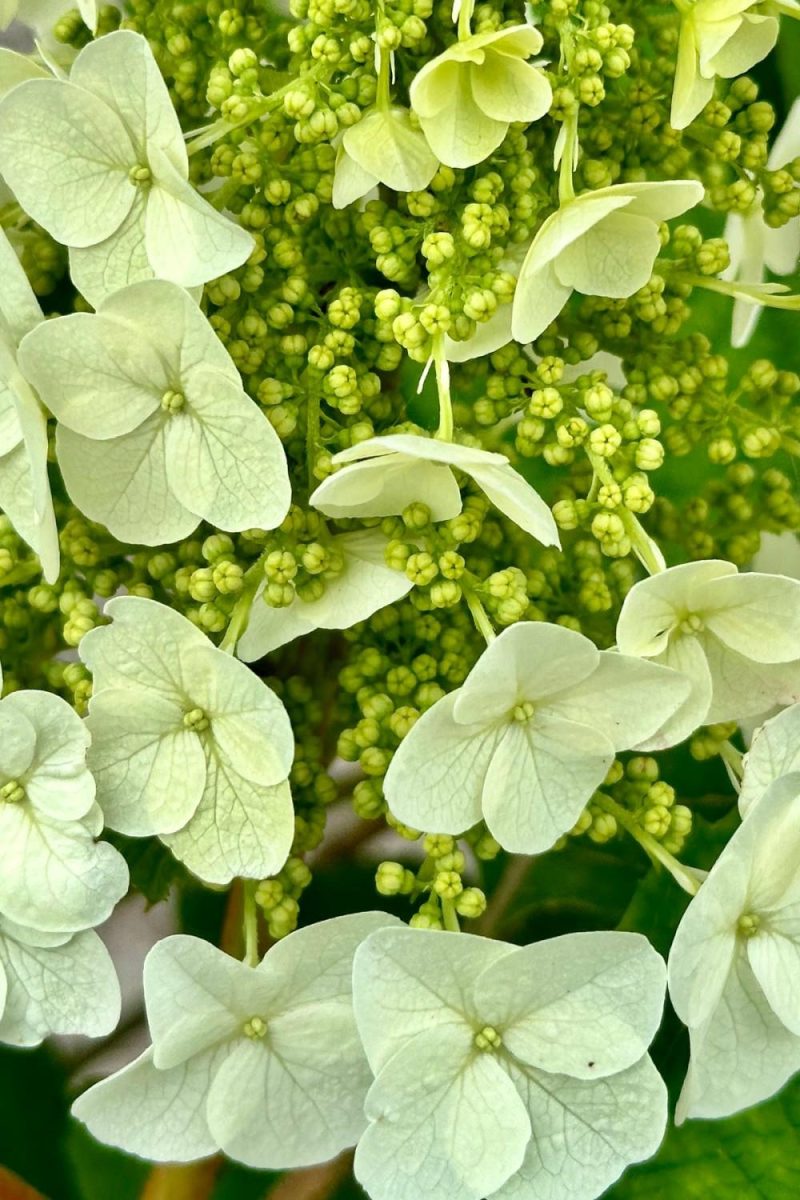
[0,30,253,306]
[669,775,800,1120]
[409,25,552,168]
[18,279,290,545]
[0,675,128,932]
[616,560,800,747]
[512,181,704,344]
[238,530,414,661]
[332,106,438,209]
[73,914,399,1166]
[739,702,800,815]
[81,597,295,885]
[384,621,690,853]
[309,433,560,547]
[352,925,667,1200]
[0,227,59,581]
[0,915,120,1047]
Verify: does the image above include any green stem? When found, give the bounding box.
[433,336,454,442]
[558,109,579,205]
[306,388,321,492]
[465,588,496,644]
[243,879,259,966]
[218,550,269,654]
[674,272,800,311]
[441,897,461,932]
[719,739,744,788]
[375,44,391,111]
[186,65,330,156]
[587,452,664,575]
[594,794,701,896]
[457,0,474,40]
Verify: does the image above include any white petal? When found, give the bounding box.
[703,634,800,723]
[342,107,438,194]
[145,144,253,287]
[68,192,152,308]
[482,714,615,854]
[332,140,378,209]
[71,1046,222,1162]
[352,926,514,1074]
[413,61,508,169]
[310,455,462,521]
[163,368,290,532]
[705,13,778,78]
[695,571,800,663]
[81,594,207,696]
[0,697,36,778]
[671,19,714,130]
[615,559,737,657]
[161,748,294,885]
[494,1056,667,1200]
[468,461,559,545]
[0,927,119,1046]
[555,210,661,298]
[471,52,552,124]
[4,688,94,821]
[739,703,800,815]
[747,929,800,1035]
[0,78,136,246]
[355,1026,531,1200]
[55,415,198,546]
[0,47,50,102]
[0,226,42,341]
[634,635,714,750]
[511,256,574,344]
[86,687,206,836]
[476,931,666,1078]
[0,438,59,583]
[383,691,504,835]
[445,301,513,362]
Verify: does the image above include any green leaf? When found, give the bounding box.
[108,833,189,906]
[65,1120,149,1200]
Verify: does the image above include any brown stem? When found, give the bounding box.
[263,1151,353,1200]
[139,1161,221,1200]
[474,854,532,938]
[0,1166,49,1200]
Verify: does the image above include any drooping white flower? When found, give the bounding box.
[723,98,800,346]
[309,433,560,547]
[0,680,128,932]
[238,529,413,661]
[80,597,295,885]
[739,701,800,815]
[409,25,552,169]
[17,279,290,545]
[0,915,120,1047]
[0,228,59,581]
[72,913,400,1167]
[384,621,690,853]
[332,106,438,209]
[352,925,668,1200]
[670,0,792,131]
[616,560,800,746]
[0,30,253,306]
[668,774,800,1121]
[512,181,704,344]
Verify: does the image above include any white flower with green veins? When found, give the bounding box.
[616,560,800,747]
[0,30,253,306]
[0,915,120,1047]
[17,279,291,545]
[384,621,690,854]
[739,701,800,815]
[72,913,400,1167]
[238,529,414,661]
[0,228,59,582]
[0,672,128,933]
[352,925,668,1200]
[332,106,439,209]
[80,597,296,885]
[409,25,552,169]
[512,181,704,344]
[309,433,560,547]
[669,774,800,1120]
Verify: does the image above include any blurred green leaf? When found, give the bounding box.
[66,1121,149,1200]
[0,1047,77,1199]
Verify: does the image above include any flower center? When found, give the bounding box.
[242,1015,268,1039]
[678,613,704,635]
[512,701,535,723]
[0,779,25,804]
[129,163,152,186]
[474,1025,502,1052]
[183,707,210,732]
[737,912,761,938]
[161,389,186,414]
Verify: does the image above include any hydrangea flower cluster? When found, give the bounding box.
[1,0,800,1195]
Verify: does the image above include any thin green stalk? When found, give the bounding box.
[243,879,259,966]
[594,794,702,896]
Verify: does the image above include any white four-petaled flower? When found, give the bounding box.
[352,926,668,1200]
[309,433,560,547]
[72,914,399,1167]
[18,278,291,545]
[668,775,800,1120]
[0,30,253,306]
[384,621,690,853]
[81,597,296,885]
[512,181,704,344]
[332,106,439,209]
[616,560,800,746]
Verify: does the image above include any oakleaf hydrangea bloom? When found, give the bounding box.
[384,622,690,853]
[18,279,291,545]
[669,775,800,1120]
[512,181,704,344]
[0,667,128,932]
[0,228,59,581]
[408,25,552,169]
[616,561,800,746]
[739,701,800,815]
[0,30,253,306]
[723,97,800,346]
[352,926,668,1200]
[238,530,414,661]
[332,106,438,209]
[80,597,295,885]
[310,434,560,546]
[73,914,399,1167]
[670,0,795,131]
[0,915,120,1047]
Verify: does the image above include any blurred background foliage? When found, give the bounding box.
[0,13,799,1200]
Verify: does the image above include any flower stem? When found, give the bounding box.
[594,794,701,896]
[441,897,461,931]
[719,739,744,791]
[558,109,579,205]
[465,589,496,644]
[457,0,474,40]
[433,336,454,442]
[587,452,664,574]
[218,551,268,654]
[243,879,259,966]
